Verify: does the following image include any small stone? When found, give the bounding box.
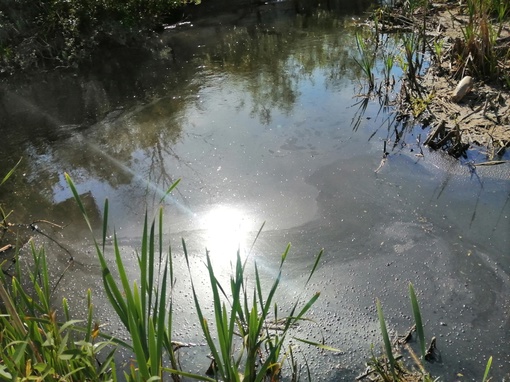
[451,76,474,102]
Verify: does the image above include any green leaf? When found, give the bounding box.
[376,298,396,378]
[0,158,22,187]
[294,292,320,320]
[59,319,84,334]
[409,282,426,359]
[482,356,493,382]
[0,364,12,379]
[158,179,181,204]
[59,348,83,360]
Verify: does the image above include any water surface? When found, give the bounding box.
[1,1,509,380]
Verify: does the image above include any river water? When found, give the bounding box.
[1,0,509,380]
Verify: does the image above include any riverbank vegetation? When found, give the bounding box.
[0,0,198,74]
[354,0,510,160]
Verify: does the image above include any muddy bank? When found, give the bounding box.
[375,0,510,160]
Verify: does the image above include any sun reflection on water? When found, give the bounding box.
[200,205,253,263]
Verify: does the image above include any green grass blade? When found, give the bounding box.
[244,222,265,267]
[98,348,117,377]
[1,158,22,187]
[183,241,225,379]
[158,179,181,205]
[102,199,109,252]
[148,218,156,317]
[482,356,493,382]
[65,173,93,231]
[280,243,290,265]
[294,292,320,320]
[155,256,169,370]
[128,311,150,379]
[84,289,93,342]
[140,213,149,323]
[304,249,323,285]
[409,282,426,359]
[148,319,159,377]
[376,298,396,378]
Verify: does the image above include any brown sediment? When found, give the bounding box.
[378,1,510,160]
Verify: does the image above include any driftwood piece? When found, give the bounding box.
[451,76,474,102]
[0,244,13,253]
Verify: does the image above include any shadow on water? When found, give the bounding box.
[1,0,510,380]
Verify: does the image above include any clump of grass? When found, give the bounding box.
[0,161,115,381]
[183,241,328,382]
[453,0,509,80]
[0,244,115,381]
[361,284,435,381]
[354,31,377,91]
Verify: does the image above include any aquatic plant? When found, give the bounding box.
[1,164,112,380]
[361,285,436,381]
[354,32,377,91]
[432,39,444,64]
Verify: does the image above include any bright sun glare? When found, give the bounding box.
[200,205,251,261]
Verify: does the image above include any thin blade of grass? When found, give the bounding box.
[127,311,150,379]
[148,319,158,377]
[294,292,320,320]
[482,356,493,382]
[158,179,181,205]
[0,158,22,187]
[183,240,225,379]
[102,199,109,252]
[409,282,426,359]
[304,249,323,285]
[292,337,341,352]
[376,298,396,378]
